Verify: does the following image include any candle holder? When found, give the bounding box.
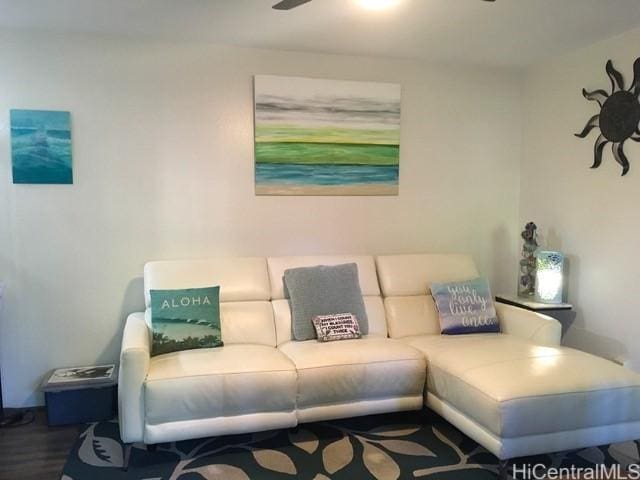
[535,251,564,304]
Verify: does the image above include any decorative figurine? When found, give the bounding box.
[518,222,538,298]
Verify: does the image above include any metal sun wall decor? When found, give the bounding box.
[575,57,640,176]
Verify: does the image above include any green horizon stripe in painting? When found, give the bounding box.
[257,161,395,167]
[255,125,399,146]
[259,141,399,147]
[255,142,399,166]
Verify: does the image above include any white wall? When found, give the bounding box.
[0,31,522,407]
[522,26,640,368]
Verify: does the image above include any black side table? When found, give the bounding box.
[495,294,576,339]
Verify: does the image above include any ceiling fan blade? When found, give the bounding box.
[272,0,313,10]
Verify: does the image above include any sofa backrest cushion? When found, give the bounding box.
[220,301,276,346]
[144,258,275,346]
[376,254,479,338]
[267,255,386,345]
[144,258,270,305]
[376,254,479,297]
[383,295,441,338]
[268,255,380,299]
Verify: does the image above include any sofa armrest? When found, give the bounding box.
[495,302,562,346]
[118,312,151,443]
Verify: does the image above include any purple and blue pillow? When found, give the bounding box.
[431,278,500,335]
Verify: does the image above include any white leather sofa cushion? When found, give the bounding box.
[220,301,276,346]
[384,295,441,338]
[402,334,640,438]
[377,254,479,338]
[143,302,277,347]
[384,295,563,346]
[273,296,387,345]
[144,257,270,306]
[145,344,297,426]
[143,258,276,346]
[267,255,380,299]
[376,254,478,297]
[278,337,426,409]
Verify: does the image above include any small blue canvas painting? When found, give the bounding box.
[10,109,73,184]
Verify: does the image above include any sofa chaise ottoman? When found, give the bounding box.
[377,254,640,467]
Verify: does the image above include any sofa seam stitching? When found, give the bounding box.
[499,384,640,403]
[297,394,424,409]
[146,369,297,383]
[451,351,574,376]
[287,357,425,371]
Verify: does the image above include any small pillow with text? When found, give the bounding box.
[312,313,362,342]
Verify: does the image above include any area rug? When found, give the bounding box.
[61,410,637,480]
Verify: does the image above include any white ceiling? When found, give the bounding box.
[2,0,640,67]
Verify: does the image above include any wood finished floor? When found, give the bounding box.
[0,408,78,480]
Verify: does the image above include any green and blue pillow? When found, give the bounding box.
[149,286,223,356]
[431,278,500,335]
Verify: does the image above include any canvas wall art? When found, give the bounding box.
[254,75,400,195]
[10,109,73,184]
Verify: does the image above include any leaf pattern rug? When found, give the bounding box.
[61,409,638,480]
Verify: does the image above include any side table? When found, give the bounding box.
[495,294,576,339]
[40,364,118,425]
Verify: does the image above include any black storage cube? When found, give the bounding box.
[44,384,116,426]
[41,365,118,426]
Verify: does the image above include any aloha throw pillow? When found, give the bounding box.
[312,313,362,342]
[430,278,500,335]
[149,286,223,356]
[283,263,369,341]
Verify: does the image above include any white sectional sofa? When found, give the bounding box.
[118,253,640,468]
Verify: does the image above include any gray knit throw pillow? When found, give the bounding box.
[283,263,369,341]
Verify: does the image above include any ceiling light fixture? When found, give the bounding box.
[273,0,491,11]
[358,0,401,11]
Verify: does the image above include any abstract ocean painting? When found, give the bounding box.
[254,75,400,195]
[10,109,73,184]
